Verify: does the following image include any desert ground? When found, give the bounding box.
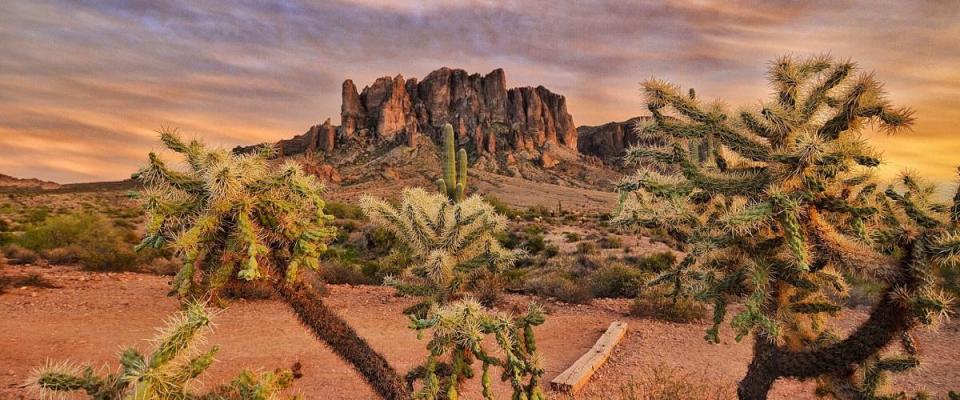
[2,264,958,400]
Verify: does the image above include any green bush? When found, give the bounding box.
[576,241,598,255]
[563,232,581,242]
[485,195,520,219]
[590,264,645,298]
[321,262,377,285]
[597,235,623,249]
[16,213,138,271]
[524,274,592,304]
[624,252,677,273]
[544,244,560,258]
[324,200,365,220]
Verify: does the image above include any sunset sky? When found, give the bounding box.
[1,1,958,185]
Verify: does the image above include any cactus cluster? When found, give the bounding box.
[133,129,335,297]
[613,54,957,399]
[436,124,469,203]
[407,300,546,400]
[133,130,409,400]
[31,302,298,400]
[360,187,521,312]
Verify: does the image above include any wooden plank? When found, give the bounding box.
[550,321,628,394]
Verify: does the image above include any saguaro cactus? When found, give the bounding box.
[614,55,955,400]
[436,124,469,203]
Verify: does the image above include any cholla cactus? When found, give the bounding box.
[407,299,546,400]
[134,129,334,297]
[360,188,520,309]
[133,129,408,400]
[614,55,955,400]
[31,302,297,400]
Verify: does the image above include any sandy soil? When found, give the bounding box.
[2,265,957,399]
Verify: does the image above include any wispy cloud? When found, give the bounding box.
[1,0,958,183]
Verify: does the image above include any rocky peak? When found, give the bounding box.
[576,116,653,167]
[341,67,577,156]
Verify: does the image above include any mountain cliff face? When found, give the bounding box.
[234,67,641,188]
[576,117,651,167]
[340,67,578,155]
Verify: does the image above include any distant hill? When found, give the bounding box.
[0,173,61,190]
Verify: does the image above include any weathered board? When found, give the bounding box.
[550,320,628,394]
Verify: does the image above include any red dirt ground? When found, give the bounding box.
[2,265,958,399]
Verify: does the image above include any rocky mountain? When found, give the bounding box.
[0,173,60,190]
[576,116,651,167]
[239,67,579,162]
[236,67,638,188]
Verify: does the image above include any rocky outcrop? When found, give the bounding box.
[236,68,596,174]
[342,67,577,155]
[576,117,652,165]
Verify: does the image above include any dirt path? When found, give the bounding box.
[2,265,958,399]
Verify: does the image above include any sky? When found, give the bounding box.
[1,0,958,185]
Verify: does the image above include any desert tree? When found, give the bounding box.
[133,130,408,399]
[613,55,956,399]
[31,302,298,400]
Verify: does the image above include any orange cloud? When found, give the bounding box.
[0,0,957,186]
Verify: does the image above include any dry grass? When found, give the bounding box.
[616,365,735,400]
[630,293,707,323]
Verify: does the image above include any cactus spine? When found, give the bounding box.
[437,123,469,203]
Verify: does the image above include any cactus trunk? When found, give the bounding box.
[442,124,457,200]
[736,248,920,400]
[272,280,409,400]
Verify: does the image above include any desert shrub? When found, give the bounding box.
[522,204,552,221]
[590,264,645,298]
[597,235,623,249]
[485,195,520,219]
[618,365,735,400]
[544,244,560,258]
[40,246,84,264]
[324,200,365,220]
[321,262,377,285]
[524,274,592,304]
[3,244,40,265]
[624,251,677,273]
[630,292,707,323]
[31,302,298,399]
[524,230,547,255]
[0,272,59,293]
[16,213,138,271]
[576,241,598,255]
[563,231,581,242]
